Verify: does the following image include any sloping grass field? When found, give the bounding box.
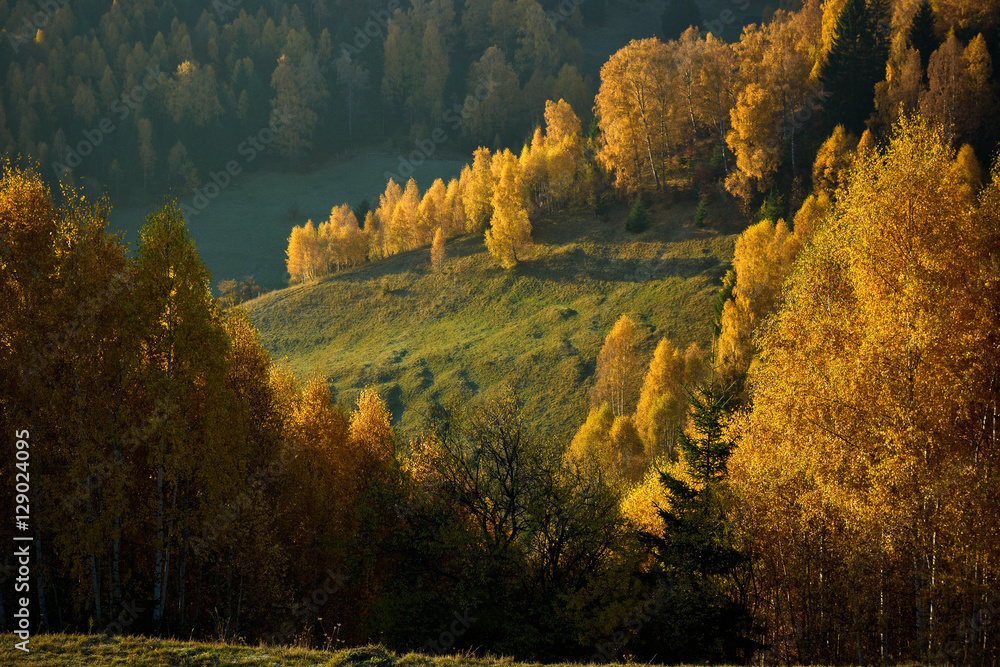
[0,633,741,666]
[247,198,740,441]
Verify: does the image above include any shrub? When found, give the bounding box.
[626,196,647,233]
[695,200,708,227]
[755,191,785,222]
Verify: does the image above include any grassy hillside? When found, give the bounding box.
[0,634,721,666]
[247,199,741,441]
[107,155,466,290]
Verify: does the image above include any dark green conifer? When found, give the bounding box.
[908,0,941,75]
[819,0,889,133]
[636,385,761,663]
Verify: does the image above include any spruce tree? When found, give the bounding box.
[626,196,647,233]
[908,0,940,75]
[819,0,889,133]
[637,384,760,663]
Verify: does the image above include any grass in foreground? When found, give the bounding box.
[0,634,672,667]
[247,198,741,440]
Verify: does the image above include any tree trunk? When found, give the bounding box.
[159,483,179,628]
[86,469,102,624]
[77,369,103,624]
[152,458,165,634]
[193,559,204,634]
[178,481,190,627]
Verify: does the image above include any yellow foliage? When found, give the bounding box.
[416,178,446,248]
[812,125,858,196]
[544,98,582,144]
[463,147,494,233]
[620,457,676,536]
[349,386,394,462]
[717,218,802,375]
[566,403,616,472]
[590,315,639,417]
[430,226,445,270]
[595,38,673,194]
[731,116,1000,651]
[285,219,321,283]
[792,190,831,243]
[485,151,531,269]
[609,415,646,482]
[634,339,706,461]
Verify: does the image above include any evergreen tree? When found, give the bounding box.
[819,0,889,133]
[626,196,647,233]
[908,0,940,76]
[637,384,760,663]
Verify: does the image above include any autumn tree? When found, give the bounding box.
[725,13,816,203]
[386,177,421,255]
[634,339,706,460]
[730,115,1000,662]
[318,204,366,273]
[416,178,447,248]
[371,179,404,259]
[463,147,494,233]
[129,201,230,633]
[716,218,802,379]
[166,61,224,127]
[811,125,858,195]
[431,227,446,270]
[400,390,630,657]
[595,38,673,194]
[286,219,321,283]
[566,402,617,474]
[270,52,328,162]
[591,315,640,417]
[443,178,466,236]
[334,51,370,145]
[461,46,522,145]
[542,99,586,207]
[791,190,832,242]
[918,32,998,147]
[725,101,774,204]
[485,151,531,268]
[874,37,925,130]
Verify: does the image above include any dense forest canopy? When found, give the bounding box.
[2,0,1000,665]
[0,0,601,205]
